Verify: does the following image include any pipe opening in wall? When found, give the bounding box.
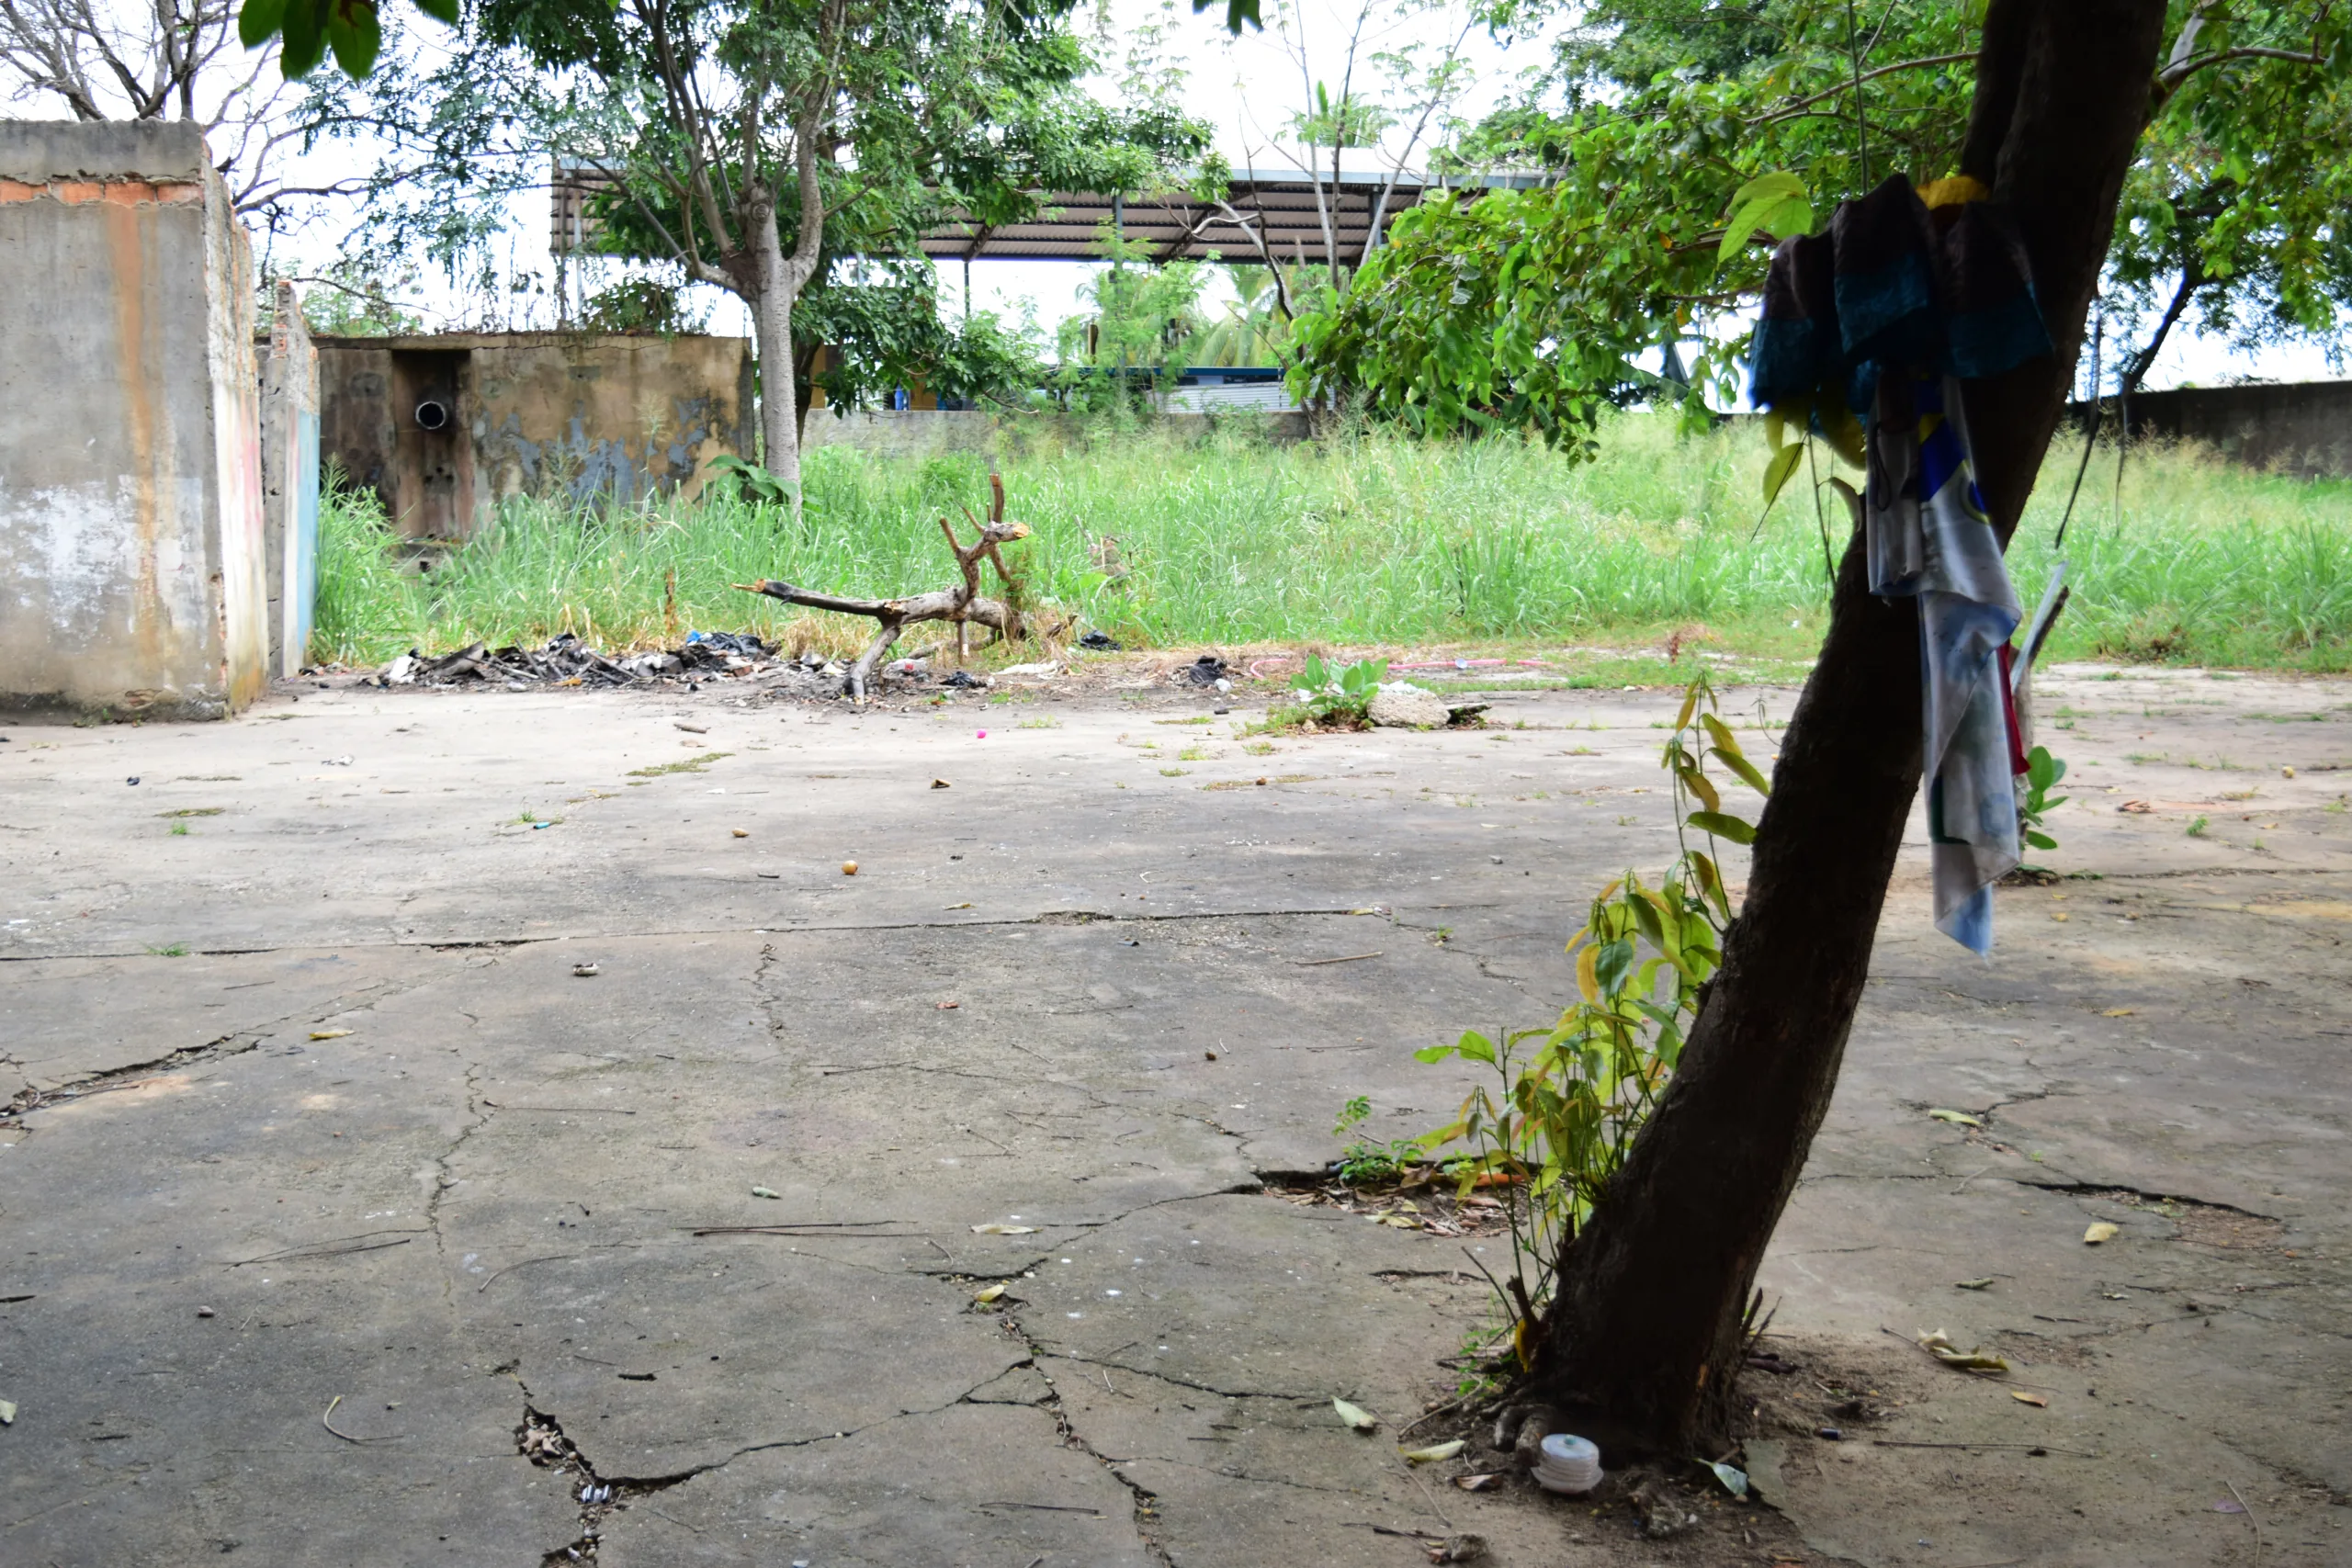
[414,399,450,432]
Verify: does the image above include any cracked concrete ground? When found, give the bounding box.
[2,664,2348,1566]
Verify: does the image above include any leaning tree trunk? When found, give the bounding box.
[1530,0,2172,1454]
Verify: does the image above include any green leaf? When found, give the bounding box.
[2024,829,2056,851]
[237,0,288,49]
[412,0,459,21]
[1593,938,1634,996]
[1452,1030,1498,1066]
[1195,0,1261,34]
[1687,810,1756,845]
[1758,441,1804,513]
[277,0,326,77]
[1730,171,1808,210]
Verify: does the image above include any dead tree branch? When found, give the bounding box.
[735,472,1034,700]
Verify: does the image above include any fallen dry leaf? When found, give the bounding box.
[1916,1329,2011,1373]
[1453,1472,1503,1492]
[1955,1278,1995,1291]
[308,1028,354,1041]
[1402,1439,1466,1464]
[1333,1397,1379,1432]
[972,1283,1006,1303]
[2012,1391,2049,1407]
[2102,1007,2136,1017]
[1928,1108,1984,1129]
[970,1223,1038,1235]
[2119,799,2153,813]
[2084,1222,2120,1245]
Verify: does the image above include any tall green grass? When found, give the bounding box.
[311,412,2352,672]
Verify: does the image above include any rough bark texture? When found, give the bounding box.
[1530,0,2171,1455]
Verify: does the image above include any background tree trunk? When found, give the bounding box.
[1530,0,2172,1455]
[751,196,803,499]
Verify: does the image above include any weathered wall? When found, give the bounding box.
[800,408,1311,458]
[316,333,753,536]
[0,121,266,719]
[260,280,320,676]
[2095,381,2352,479]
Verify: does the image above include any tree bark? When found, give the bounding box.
[1529,0,2170,1456]
[750,112,831,516]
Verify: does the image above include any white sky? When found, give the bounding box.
[252,0,2336,393]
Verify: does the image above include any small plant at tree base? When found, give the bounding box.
[1330,1095,1426,1188]
[2018,745,2069,856]
[1283,655,1389,728]
[1411,671,1768,1359]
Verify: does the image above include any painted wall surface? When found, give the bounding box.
[316,333,752,537]
[0,121,266,718]
[260,280,321,676]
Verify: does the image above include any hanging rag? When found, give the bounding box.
[1866,373,2022,953]
[1751,175,2050,954]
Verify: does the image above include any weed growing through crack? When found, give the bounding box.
[145,943,190,957]
[2188,815,2211,837]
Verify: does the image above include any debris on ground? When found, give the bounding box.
[738,468,1060,699]
[1079,629,1122,651]
[1183,654,1230,687]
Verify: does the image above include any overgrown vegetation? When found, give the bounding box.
[1411,672,1763,1358]
[312,415,2352,673]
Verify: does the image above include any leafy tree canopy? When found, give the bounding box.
[1300,0,2352,446]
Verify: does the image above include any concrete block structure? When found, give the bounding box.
[0,121,266,718]
[260,281,321,677]
[316,333,752,537]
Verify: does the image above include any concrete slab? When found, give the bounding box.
[1,664,2347,1565]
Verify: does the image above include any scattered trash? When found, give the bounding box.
[944,669,987,689]
[572,964,599,978]
[196,1306,216,1318]
[971,1223,1038,1235]
[2281,764,2296,779]
[1453,1472,1504,1492]
[685,630,766,656]
[126,776,140,785]
[1332,1397,1380,1432]
[975,728,988,739]
[932,778,952,789]
[1402,1439,1466,1465]
[2084,1221,2120,1245]
[1815,1427,1843,1440]
[731,829,748,838]
[751,1186,780,1199]
[997,660,1062,679]
[936,1001,960,1010]
[1699,1458,1750,1498]
[1914,1328,2011,1373]
[578,1482,614,1505]
[1079,629,1123,651]
[1927,1108,1984,1128]
[2011,1391,2049,1406]
[1531,1434,1602,1495]
[1185,654,1229,686]
[1427,1533,1487,1563]
[0,1399,14,1425]
[2118,799,2153,813]
[309,1028,354,1041]
[2214,1498,2248,1514]
[842,861,860,875]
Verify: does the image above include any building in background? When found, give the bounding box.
[315,333,753,538]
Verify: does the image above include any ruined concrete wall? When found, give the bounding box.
[316,333,752,536]
[0,121,266,719]
[260,281,320,676]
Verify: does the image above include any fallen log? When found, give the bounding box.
[735,471,1033,700]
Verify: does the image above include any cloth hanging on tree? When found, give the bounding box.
[1867,373,2022,953]
[1750,174,2050,954]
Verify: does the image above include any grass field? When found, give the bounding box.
[313,412,2352,676]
